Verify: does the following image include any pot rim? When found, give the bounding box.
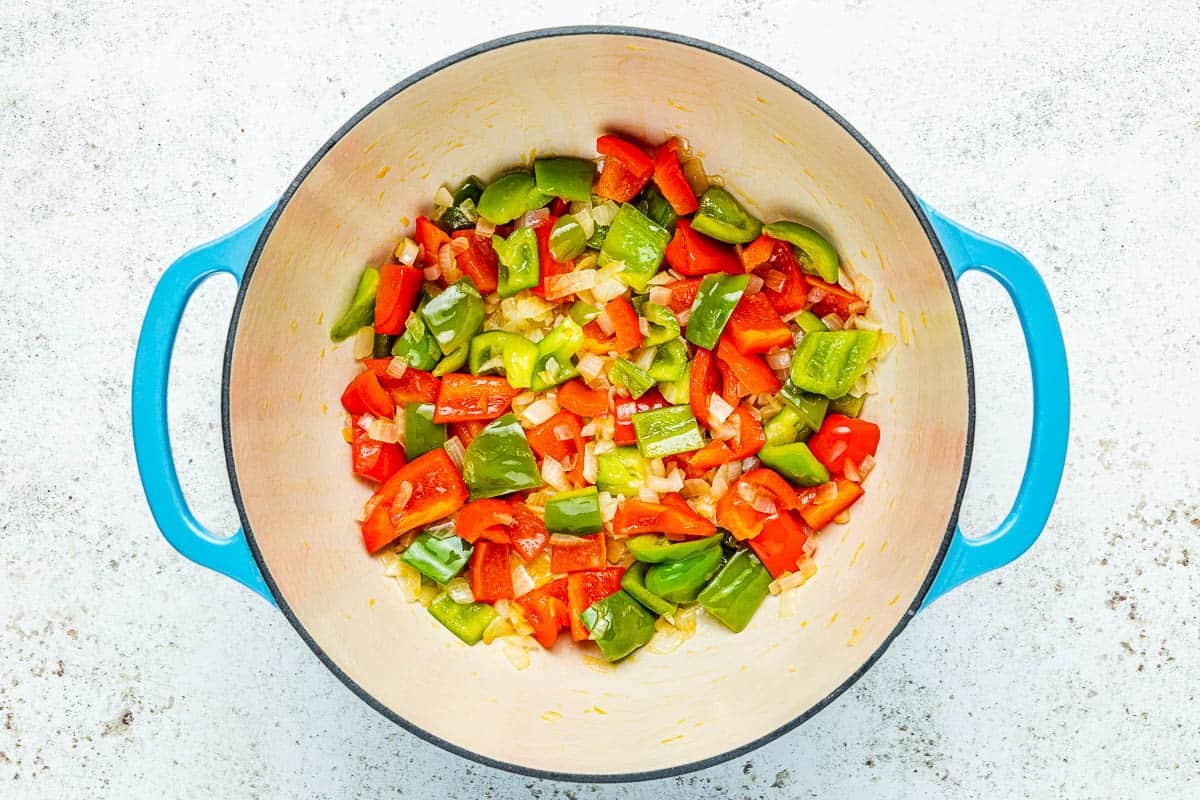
[221,25,975,783]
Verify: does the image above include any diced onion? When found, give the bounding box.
[445,577,474,604]
[591,201,619,227]
[764,269,786,292]
[649,458,666,478]
[826,440,848,464]
[856,274,874,303]
[814,481,839,504]
[449,236,470,256]
[765,350,792,370]
[502,638,532,670]
[394,237,420,266]
[577,353,606,381]
[807,287,827,304]
[549,533,587,547]
[638,317,650,336]
[545,270,598,300]
[741,456,759,473]
[393,559,423,602]
[521,397,558,426]
[580,422,596,437]
[711,466,732,499]
[511,563,536,597]
[444,436,466,470]
[860,454,877,479]
[682,157,708,195]
[648,286,672,306]
[606,535,628,565]
[634,347,657,371]
[507,604,535,637]
[482,616,516,645]
[647,472,685,494]
[433,186,455,208]
[475,217,496,237]
[367,419,400,444]
[726,459,743,481]
[552,424,574,442]
[638,486,660,503]
[385,357,409,379]
[707,394,735,426]
[834,510,852,525]
[595,310,615,335]
[576,206,595,239]
[778,586,800,618]
[648,625,686,655]
[352,326,374,360]
[598,491,618,523]
[843,458,863,483]
[592,277,626,303]
[583,443,598,484]
[821,313,844,331]
[676,308,692,326]
[541,456,570,491]
[745,274,764,295]
[780,309,804,323]
[520,207,551,228]
[423,263,441,282]
[682,478,710,498]
[439,243,461,284]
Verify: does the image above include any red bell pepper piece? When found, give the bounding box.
[557,379,611,419]
[807,414,880,477]
[613,388,667,445]
[716,359,746,406]
[373,263,423,335]
[755,241,808,315]
[414,216,450,267]
[593,157,645,203]
[582,296,644,355]
[449,420,486,447]
[664,277,703,315]
[715,468,800,541]
[566,567,626,641]
[689,348,721,428]
[596,134,654,180]
[664,219,743,277]
[651,138,699,215]
[715,334,781,395]
[687,405,764,472]
[549,197,569,216]
[807,276,867,320]
[351,425,406,483]
[550,533,607,574]
[531,215,574,302]
[362,448,469,553]
[508,502,549,562]
[469,540,514,602]
[740,234,777,272]
[798,478,865,531]
[612,498,716,539]
[516,577,570,648]
[527,410,587,486]
[455,498,514,544]
[725,292,792,355]
[451,231,499,295]
[384,369,441,405]
[748,511,812,578]
[341,370,396,420]
[432,374,517,423]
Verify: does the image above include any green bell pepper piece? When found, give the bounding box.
[690,187,762,244]
[763,406,806,447]
[758,442,831,487]
[647,338,688,382]
[461,413,543,500]
[621,562,677,619]
[790,330,879,399]
[644,544,723,603]
[631,404,704,458]
[598,204,671,292]
[436,203,476,233]
[372,332,395,359]
[477,172,534,224]
[452,176,485,206]
[524,185,554,212]
[400,531,472,584]
[778,383,829,432]
[428,591,498,645]
[609,358,656,399]
[829,393,866,418]
[586,224,609,250]
[640,302,680,347]
[795,309,829,335]
[548,215,588,261]
[468,331,539,389]
[432,344,468,377]
[329,266,380,342]
[568,300,601,326]
[635,186,677,232]
[657,362,691,405]
[531,318,584,391]
[544,486,603,535]
[595,446,647,497]
[492,226,541,298]
[698,549,772,633]
[391,313,442,371]
[580,590,657,662]
[762,220,840,283]
[534,157,595,202]
[684,273,749,350]
[627,533,723,564]
[420,277,484,355]
[404,402,447,460]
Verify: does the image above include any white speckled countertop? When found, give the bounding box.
[3,1,1198,797]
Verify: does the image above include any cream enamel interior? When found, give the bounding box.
[226,33,969,776]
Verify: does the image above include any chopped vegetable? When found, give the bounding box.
[478,172,535,224]
[428,591,499,645]
[420,278,485,355]
[534,157,595,202]
[758,442,830,487]
[401,531,473,584]
[404,401,447,460]
[698,549,772,631]
[631,404,705,458]
[627,533,722,563]
[685,273,748,350]
[544,487,604,535]
[468,331,539,389]
[362,448,469,553]
[690,187,762,244]
[664,218,743,277]
[330,266,379,342]
[806,414,880,477]
[762,220,839,283]
[643,544,723,603]
[433,373,517,423]
[598,204,671,292]
[460,413,542,499]
[492,226,541,298]
[789,330,879,399]
[581,590,657,662]
[596,446,648,498]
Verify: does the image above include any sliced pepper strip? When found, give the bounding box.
[747,511,812,579]
[613,388,667,445]
[612,498,716,539]
[414,216,451,267]
[455,499,515,544]
[714,468,800,541]
[451,230,499,295]
[807,414,880,476]
[689,347,720,428]
[755,240,809,315]
[469,541,514,602]
[341,370,396,420]
[351,425,405,483]
[596,134,654,180]
[687,404,764,471]
[593,156,646,203]
[566,567,626,641]
[716,334,782,395]
[527,410,587,487]
[433,373,517,424]
[798,478,865,530]
[551,533,607,575]
[651,138,699,215]
[725,292,792,355]
[516,577,570,648]
[664,277,703,315]
[532,215,574,302]
[664,218,744,277]
[373,263,423,335]
[557,379,610,418]
[362,448,469,553]
[509,502,550,562]
[582,296,644,355]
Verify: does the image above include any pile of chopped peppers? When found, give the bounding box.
[331,133,893,663]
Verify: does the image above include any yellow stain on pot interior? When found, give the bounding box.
[828,612,839,626]
[849,541,865,567]
[541,711,562,722]
[320,403,327,415]
[316,311,324,325]
[376,166,391,179]
[289,320,298,334]
[880,539,889,553]
[668,99,693,112]
[875,242,887,271]
[772,133,790,146]
[889,593,901,606]
[921,311,930,328]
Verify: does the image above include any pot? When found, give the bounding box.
[132,27,1069,781]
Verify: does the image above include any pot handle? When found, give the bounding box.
[132,208,277,603]
[918,203,1069,607]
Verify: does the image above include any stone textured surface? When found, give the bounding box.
[2,1,1197,797]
